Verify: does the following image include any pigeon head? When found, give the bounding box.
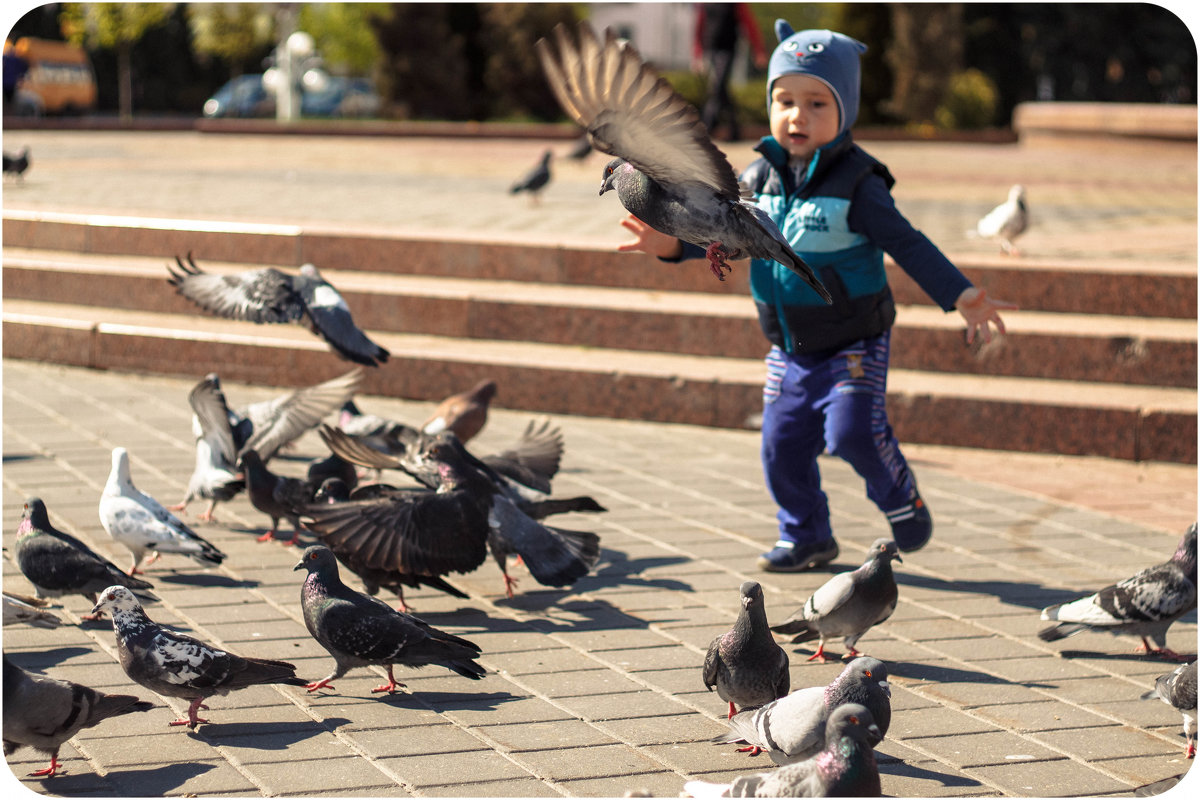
[825,702,883,747]
[1173,523,1197,574]
[840,656,890,696]
[110,447,133,486]
[739,580,764,610]
[599,158,630,196]
[18,497,50,534]
[868,538,902,565]
[469,379,498,402]
[92,585,142,617]
[768,21,867,136]
[315,478,350,504]
[294,545,340,576]
[299,263,322,280]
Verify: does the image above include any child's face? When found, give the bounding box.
[769,74,840,161]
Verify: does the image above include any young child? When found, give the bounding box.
[618,21,1014,572]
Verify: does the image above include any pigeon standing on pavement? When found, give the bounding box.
[3,146,30,181]
[3,591,63,629]
[91,585,306,728]
[975,184,1028,255]
[14,497,155,620]
[1141,659,1196,759]
[510,149,553,204]
[167,254,389,366]
[714,657,891,765]
[239,449,318,545]
[704,581,791,719]
[3,655,153,777]
[770,539,901,663]
[421,379,497,443]
[1039,523,1197,660]
[535,21,830,299]
[99,447,226,575]
[294,545,486,694]
[685,703,883,798]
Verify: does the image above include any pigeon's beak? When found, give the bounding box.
[90,600,103,616]
[293,560,305,571]
[894,552,903,564]
[878,680,891,698]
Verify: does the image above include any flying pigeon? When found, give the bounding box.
[704,581,791,719]
[975,184,1028,255]
[91,585,306,728]
[3,146,30,181]
[99,447,226,574]
[2,591,63,629]
[535,21,830,299]
[1141,659,1197,758]
[167,254,389,366]
[714,657,891,765]
[170,369,362,521]
[239,449,319,545]
[510,149,553,204]
[1039,523,1197,660]
[3,655,153,777]
[338,399,422,456]
[770,539,901,663]
[14,497,155,620]
[294,545,486,694]
[422,379,497,443]
[685,703,883,798]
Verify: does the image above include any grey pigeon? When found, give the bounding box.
[14,497,155,621]
[421,379,498,443]
[714,656,891,765]
[3,145,30,181]
[685,703,883,798]
[2,591,62,629]
[91,585,306,728]
[3,655,153,777]
[294,545,486,694]
[338,398,422,456]
[535,22,830,300]
[1141,659,1196,759]
[1039,523,1197,660]
[704,581,790,718]
[770,539,901,663]
[99,446,225,574]
[167,254,389,366]
[239,448,319,546]
[510,149,552,203]
[976,184,1028,255]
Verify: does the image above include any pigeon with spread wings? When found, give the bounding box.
[535,22,829,301]
[167,254,389,367]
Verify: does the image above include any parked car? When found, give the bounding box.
[7,37,97,116]
[202,74,380,118]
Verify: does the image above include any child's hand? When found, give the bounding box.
[617,215,683,259]
[955,287,1017,344]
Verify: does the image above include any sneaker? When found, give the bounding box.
[757,538,839,573]
[887,493,933,552]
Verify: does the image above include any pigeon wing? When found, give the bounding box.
[188,375,238,466]
[239,369,364,462]
[168,255,303,324]
[294,274,389,367]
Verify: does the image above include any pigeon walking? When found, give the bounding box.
[685,703,883,798]
[3,655,153,777]
[422,379,497,443]
[975,184,1028,255]
[714,657,891,765]
[510,149,553,204]
[3,146,30,181]
[704,581,790,719]
[535,22,830,299]
[167,254,389,366]
[91,585,306,728]
[1141,659,1196,758]
[239,449,319,545]
[1039,523,1197,660]
[3,591,63,629]
[14,497,155,621]
[99,447,226,574]
[770,539,901,662]
[294,545,486,694]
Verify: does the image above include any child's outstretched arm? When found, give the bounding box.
[617,215,684,259]
[955,286,1017,344]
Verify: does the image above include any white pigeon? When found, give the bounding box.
[975,184,1028,255]
[99,447,226,575]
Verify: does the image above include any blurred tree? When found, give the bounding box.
[185,2,274,77]
[481,2,579,121]
[884,3,964,126]
[369,3,470,119]
[59,2,172,121]
[298,2,389,76]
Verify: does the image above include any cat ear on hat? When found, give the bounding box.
[774,19,794,42]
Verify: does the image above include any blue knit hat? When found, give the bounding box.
[767,20,867,137]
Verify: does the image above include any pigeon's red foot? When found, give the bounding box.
[735,745,762,756]
[305,678,335,693]
[1186,739,1195,759]
[80,611,105,622]
[1136,639,1187,661]
[727,701,737,720]
[805,644,835,663]
[29,756,62,777]
[256,530,276,542]
[282,531,301,547]
[841,647,862,661]
[503,573,520,599]
[705,242,731,281]
[166,501,187,513]
[169,699,210,727]
[371,668,407,694]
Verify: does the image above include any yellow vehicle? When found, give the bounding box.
[10,37,97,115]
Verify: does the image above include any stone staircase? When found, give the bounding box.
[2,208,1195,463]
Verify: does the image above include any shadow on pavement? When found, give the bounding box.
[894,571,1085,611]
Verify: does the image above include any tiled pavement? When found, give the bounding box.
[2,359,1196,798]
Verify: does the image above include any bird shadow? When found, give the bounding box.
[154,572,260,589]
[102,761,217,796]
[876,758,983,787]
[885,659,1055,689]
[1056,648,1196,664]
[6,646,93,670]
[893,572,1085,611]
[191,717,352,744]
[2,453,42,463]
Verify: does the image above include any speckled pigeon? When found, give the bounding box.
[99,447,226,574]
[1142,659,1196,758]
[535,21,830,299]
[714,656,891,765]
[686,703,883,798]
[92,585,305,728]
[770,539,901,663]
[510,149,552,203]
[3,655,153,777]
[1039,523,1197,660]
[294,545,486,694]
[14,497,155,621]
[704,581,790,719]
[167,254,389,366]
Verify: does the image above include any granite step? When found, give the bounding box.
[4,209,1196,319]
[3,299,1194,463]
[3,248,1194,389]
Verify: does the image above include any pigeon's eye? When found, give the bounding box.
[864,669,872,678]
[807,42,826,54]
[849,715,860,724]
[309,552,319,560]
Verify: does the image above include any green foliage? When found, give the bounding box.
[185,3,273,73]
[298,3,389,76]
[480,3,580,120]
[934,68,999,130]
[59,2,173,49]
